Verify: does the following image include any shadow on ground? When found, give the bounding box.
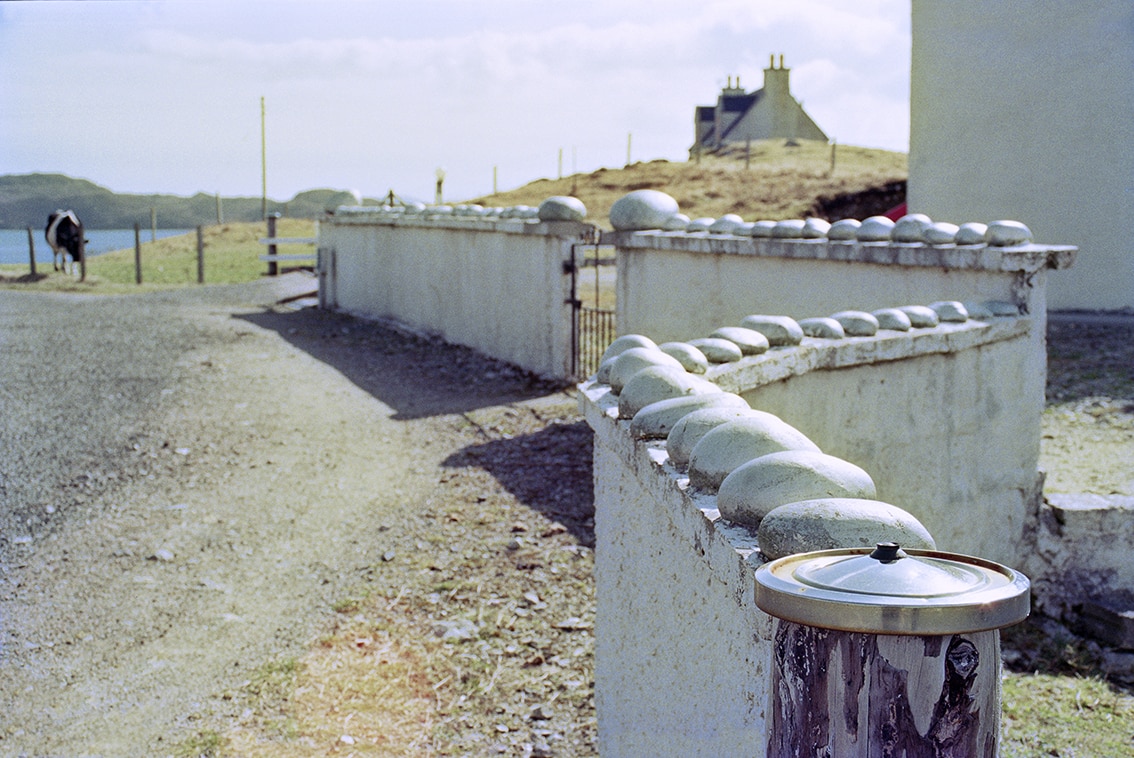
[237,305,595,544]
[236,306,570,420]
[441,421,595,546]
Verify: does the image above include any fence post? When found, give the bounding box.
[134,223,143,284]
[266,213,279,276]
[26,226,37,276]
[196,226,205,284]
[78,224,86,282]
[150,207,157,243]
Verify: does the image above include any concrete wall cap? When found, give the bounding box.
[871,308,912,331]
[925,221,960,245]
[799,316,847,339]
[930,300,969,322]
[857,215,896,242]
[757,498,937,560]
[772,219,807,239]
[751,220,777,238]
[987,220,1033,247]
[710,214,745,234]
[897,304,941,328]
[710,326,771,355]
[687,337,744,363]
[830,310,879,337]
[686,415,820,491]
[629,392,750,440]
[955,222,989,245]
[599,334,658,366]
[892,213,933,243]
[687,217,716,233]
[658,342,710,374]
[739,314,804,346]
[610,190,681,231]
[617,366,719,419]
[665,406,765,468]
[608,347,684,394]
[802,217,832,239]
[827,218,862,240]
[538,196,587,222]
[717,450,878,528]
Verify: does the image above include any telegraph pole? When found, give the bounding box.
[260,96,267,219]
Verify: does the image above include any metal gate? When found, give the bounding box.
[567,239,617,380]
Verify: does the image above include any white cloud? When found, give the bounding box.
[1,0,911,201]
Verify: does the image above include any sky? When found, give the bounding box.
[0,0,911,204]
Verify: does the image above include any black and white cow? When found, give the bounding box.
[45,210,85,274]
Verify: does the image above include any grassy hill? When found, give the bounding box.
[471,139,907,227]
[0,173,379,230]
[1,141,907,291]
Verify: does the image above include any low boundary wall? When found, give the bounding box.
[582,386,773,757]
[606,232,1075,568]
[579,312,1035,756]
[319,209,595,379]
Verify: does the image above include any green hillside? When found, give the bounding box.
[0,173,379,229]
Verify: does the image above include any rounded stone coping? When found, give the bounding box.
[717,450,878,528]
[604,229,1076,273]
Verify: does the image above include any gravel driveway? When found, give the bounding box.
[0,274,591,755]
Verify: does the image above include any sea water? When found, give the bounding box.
[0,228,193,266]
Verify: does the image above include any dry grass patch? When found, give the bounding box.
[472,139,906,227]
[222,616,440,756]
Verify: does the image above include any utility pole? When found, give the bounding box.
[260,96,267,219]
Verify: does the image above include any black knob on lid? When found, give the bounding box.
[869,542,907,563]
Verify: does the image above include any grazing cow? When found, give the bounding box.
[45,210,85,274]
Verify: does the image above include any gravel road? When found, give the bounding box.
[0,274,590,756]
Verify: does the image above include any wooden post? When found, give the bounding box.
[134,223,143,284]
[768,620,1001,757]
[558,148,563,180]
[745,138,751,170]
[26,226,37,276]
[77,223,86,282]
[150,207,157,243]
[493,166,498,195]
[266,213,279,277]
[216,193,223,224]
[196,226,205,284]
[830,139,838,176]
[261,96,268,220]
[626,132,632,166]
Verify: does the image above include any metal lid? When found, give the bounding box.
[754,542,1030,635]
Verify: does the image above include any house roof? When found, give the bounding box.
[720,92,763,142]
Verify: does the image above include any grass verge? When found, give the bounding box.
[0,218,316,292]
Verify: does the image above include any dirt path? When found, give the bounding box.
[0,275,590,755]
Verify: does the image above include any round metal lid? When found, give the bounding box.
[754,542,1030,635]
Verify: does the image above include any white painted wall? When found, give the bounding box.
[319,214,593,379]
[582,389,773,758]
[609,231,1073,566]
[909,0,1134,311]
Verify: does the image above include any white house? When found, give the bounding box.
[693,54,828,153]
